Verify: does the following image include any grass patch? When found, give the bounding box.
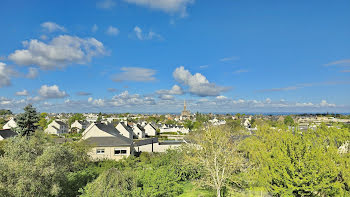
[179,182,215,197]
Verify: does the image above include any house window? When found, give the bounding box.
[96,149,105,154]
[114,149,127,155]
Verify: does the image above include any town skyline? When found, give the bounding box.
[1,0,350,113]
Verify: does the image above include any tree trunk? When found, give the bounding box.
[217,188,221,197]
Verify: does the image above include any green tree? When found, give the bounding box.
[0,118,6,129]
[15,104,39,136]
[0,109,12,115]
[242,126,350,196]
[81,168,140,197]
[184,120,194,130]
[284,115,294,126]
[0,132,90,197]
[183,126,245,197]
[38,112,48,129]
[96,112,102,122]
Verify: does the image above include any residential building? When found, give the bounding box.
[144,123,157,136]
[82,123,134,161]
[44,120,68,135]
[71,120,90,131]
[116,122,134,139]
[132,124,146,139]
[3,117,17,129]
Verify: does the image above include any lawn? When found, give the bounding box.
[179,182,216,197]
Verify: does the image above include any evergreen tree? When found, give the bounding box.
[15,104,39,136]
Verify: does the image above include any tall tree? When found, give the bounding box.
[38,112,48,130]
[15,104,39,136]
[284,115,294,126]
[183,126,245,197]
[96,112,102,122]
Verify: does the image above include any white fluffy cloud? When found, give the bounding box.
[123,0,194,17]
[133,26,162,40]
[106,26,119,36]
[216,95,227,100]
[156,84,183,95]
[0,62,13,88]
[41,22,66,32]
[88,98,105,106]
[113,67,156,82]
[173,66,229,97]
[8,35,106,70]
[38,85,68,99]
[15,90,29,96]
[111,91,155,106]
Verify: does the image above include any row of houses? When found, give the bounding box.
[0,121,184,161]
[82,123,184,160]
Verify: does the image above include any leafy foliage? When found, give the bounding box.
[0,132,90,197]
[284,115,294,126]
[242,125,350,196]
[0,109,12,115]
[183,126,246,197]
[81,150,197,197]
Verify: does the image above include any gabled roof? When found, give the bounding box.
[145,123,156,130]
[0,129,17,139]
[136,124,145,132]
[85,136,133,147]
[54,120,67,126]
[95,123,120,136]
[119,122,133,133]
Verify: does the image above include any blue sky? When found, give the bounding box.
[0,0,349,113]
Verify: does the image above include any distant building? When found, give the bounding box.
[116,122,134,139]
[3,117,17,130]
[144,123,157,136]
[180,100,191,120]
[132,124,146,139]
[45,120,68,136]
[71,120,90,131]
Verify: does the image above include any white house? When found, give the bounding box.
[132,124,145,139]
[3,117,17,129]
[44,120,68,136]
[209,118,226,126]
[115,122,134,139]
[82,123,134,161]
[144,123,157,136]
[160,125,189,134]
[242,119,251,128]
[71,120,89,131]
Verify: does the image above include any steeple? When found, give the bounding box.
[184,100,187,111]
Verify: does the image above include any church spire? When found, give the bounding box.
[184,100,187,111]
